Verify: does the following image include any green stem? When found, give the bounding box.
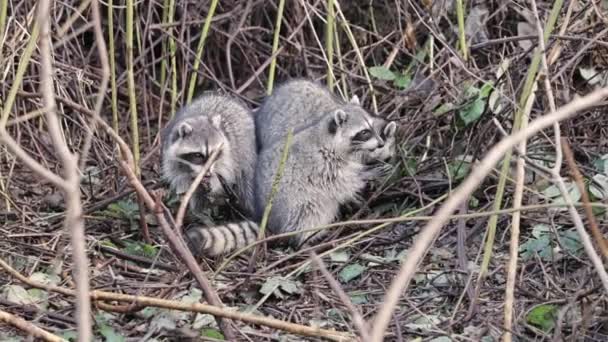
[126,0,140,173]
[187,0,219,103]
[108,0,118,134]
[325,0,335,89]
[456,0,467,61]
[0,21,39,128]
[266,0,286,95]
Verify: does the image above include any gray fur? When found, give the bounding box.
[253,80,394,247]
[183,80,398,256]
[161,93,256,216]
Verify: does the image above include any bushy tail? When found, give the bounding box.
[185,221,259,256]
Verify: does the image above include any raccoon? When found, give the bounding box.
[185,80,397,256]
[161,93,257,216]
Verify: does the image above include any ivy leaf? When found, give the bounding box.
[447,160,471,181]
[559,229,583,256]
[393,73,412,88]
[259,277,301,299]
[458,98,486,126]
[589,174,608,200]
[338,263,366,283]
[330,250,350,263]
[526,304,558,331]
[369,66,396,81]
[201,328,224,340]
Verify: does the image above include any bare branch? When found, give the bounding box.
[36,1,92,341]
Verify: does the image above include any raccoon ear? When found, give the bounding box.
[328,109,348,134]
[384,121,397,138]
[178,122,193,138]
[349,95,360,105]
[333,109,348,126]
[210,115,222,129]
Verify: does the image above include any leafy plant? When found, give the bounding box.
[103,199,139,220]
[526,304,558,332]
[368,66,412,89]
[520,224,583,261]
[122,240,158,259]
[457,82,493,126]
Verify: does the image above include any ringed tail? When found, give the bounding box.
[185,221,259,256]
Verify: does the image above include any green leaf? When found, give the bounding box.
[447,161,471,181]
[589,174,608,200]
[458,98,486,126]
[104,199,139,220]
[2,285,38,306]
[58,331,78,342]
[393,73,412,88]
[520,234,551,261]
[368,66,396,81]
[330,250,350,263]
[579,67,600,84]
[469,196,479,208]
[123,241,158,258]
[433,102,454,116]
[526,304,558,331]
[350,294,368,304]
[98,324,125,342]
[479,81,494,98]
[592,154,608,174]
[541,184,562,198]
[403,157,417,176]
[338,263,366,283]
[201,328,224,340]
[259,277,301,299]
[559,229,583,255]
[95,313,125,342]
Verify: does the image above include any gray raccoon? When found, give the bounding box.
[184,80,396,256]
[161,93,257,216]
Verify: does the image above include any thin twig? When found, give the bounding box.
[174,144,223,231]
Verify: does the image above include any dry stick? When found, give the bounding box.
[368,88,608,342]
[0,259,351,342]
[0,309,66,342]
[36,2,92,341]
[311,253,369,341]
[174,145,223,231]
[503,82,534,342]
[562,139,608,259]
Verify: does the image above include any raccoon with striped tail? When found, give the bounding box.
[160,93,257,218]
[185,80,397,256]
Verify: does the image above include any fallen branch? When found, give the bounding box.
[369,88,608,342]
[0,309,65,342]
[0,258,352,342]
